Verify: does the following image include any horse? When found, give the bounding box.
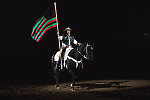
[51,42,94,90]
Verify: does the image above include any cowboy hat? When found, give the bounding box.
[63,27,72,31]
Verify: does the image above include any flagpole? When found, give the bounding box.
[54,2,59,37]
[54,2,63,69]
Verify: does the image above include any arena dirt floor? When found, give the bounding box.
[0,80,150,100]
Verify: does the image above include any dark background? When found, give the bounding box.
[0,0,150,84]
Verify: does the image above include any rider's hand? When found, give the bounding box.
[78,43,81,46]
[57,31,59,35]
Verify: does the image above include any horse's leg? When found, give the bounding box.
[53,61,61,89]
[69,69,76,90]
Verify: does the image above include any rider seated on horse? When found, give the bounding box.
[57,27,81,68]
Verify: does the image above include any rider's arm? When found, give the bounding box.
[58,35,67,48]
[73,39,81,46]
[73,39,78,45]
[59,36,63,40]
[57,31,63,40]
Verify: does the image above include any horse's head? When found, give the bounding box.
[78,42,94,60]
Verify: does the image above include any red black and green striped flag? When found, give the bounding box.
[31,6,57,42]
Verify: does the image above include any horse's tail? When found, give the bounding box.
[50,54,55,77]
[51,55,54,65]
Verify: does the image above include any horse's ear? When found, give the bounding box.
[88,40,94,47]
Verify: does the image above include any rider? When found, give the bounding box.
[57,27,81,67]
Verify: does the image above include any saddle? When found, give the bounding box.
[54,47,73,68]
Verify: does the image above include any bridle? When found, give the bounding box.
[77,43,91,59]
[66,43,92,69]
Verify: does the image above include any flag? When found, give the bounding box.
[31,6,57,42]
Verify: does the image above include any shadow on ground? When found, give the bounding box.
[75,81,131,90]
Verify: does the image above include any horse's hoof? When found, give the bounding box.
[70,87,75,91]
[55,85,61,89]
[56,86,61,89]
[71,83,75,87]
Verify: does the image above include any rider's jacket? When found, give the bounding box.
[59,35,78,48]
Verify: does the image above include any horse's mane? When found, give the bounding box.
[77,42,87,51]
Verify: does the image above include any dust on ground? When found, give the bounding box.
[0,80,150,100]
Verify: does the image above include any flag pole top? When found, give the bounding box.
[54,2,59,33]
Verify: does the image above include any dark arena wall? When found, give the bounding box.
[0,0,150,84]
